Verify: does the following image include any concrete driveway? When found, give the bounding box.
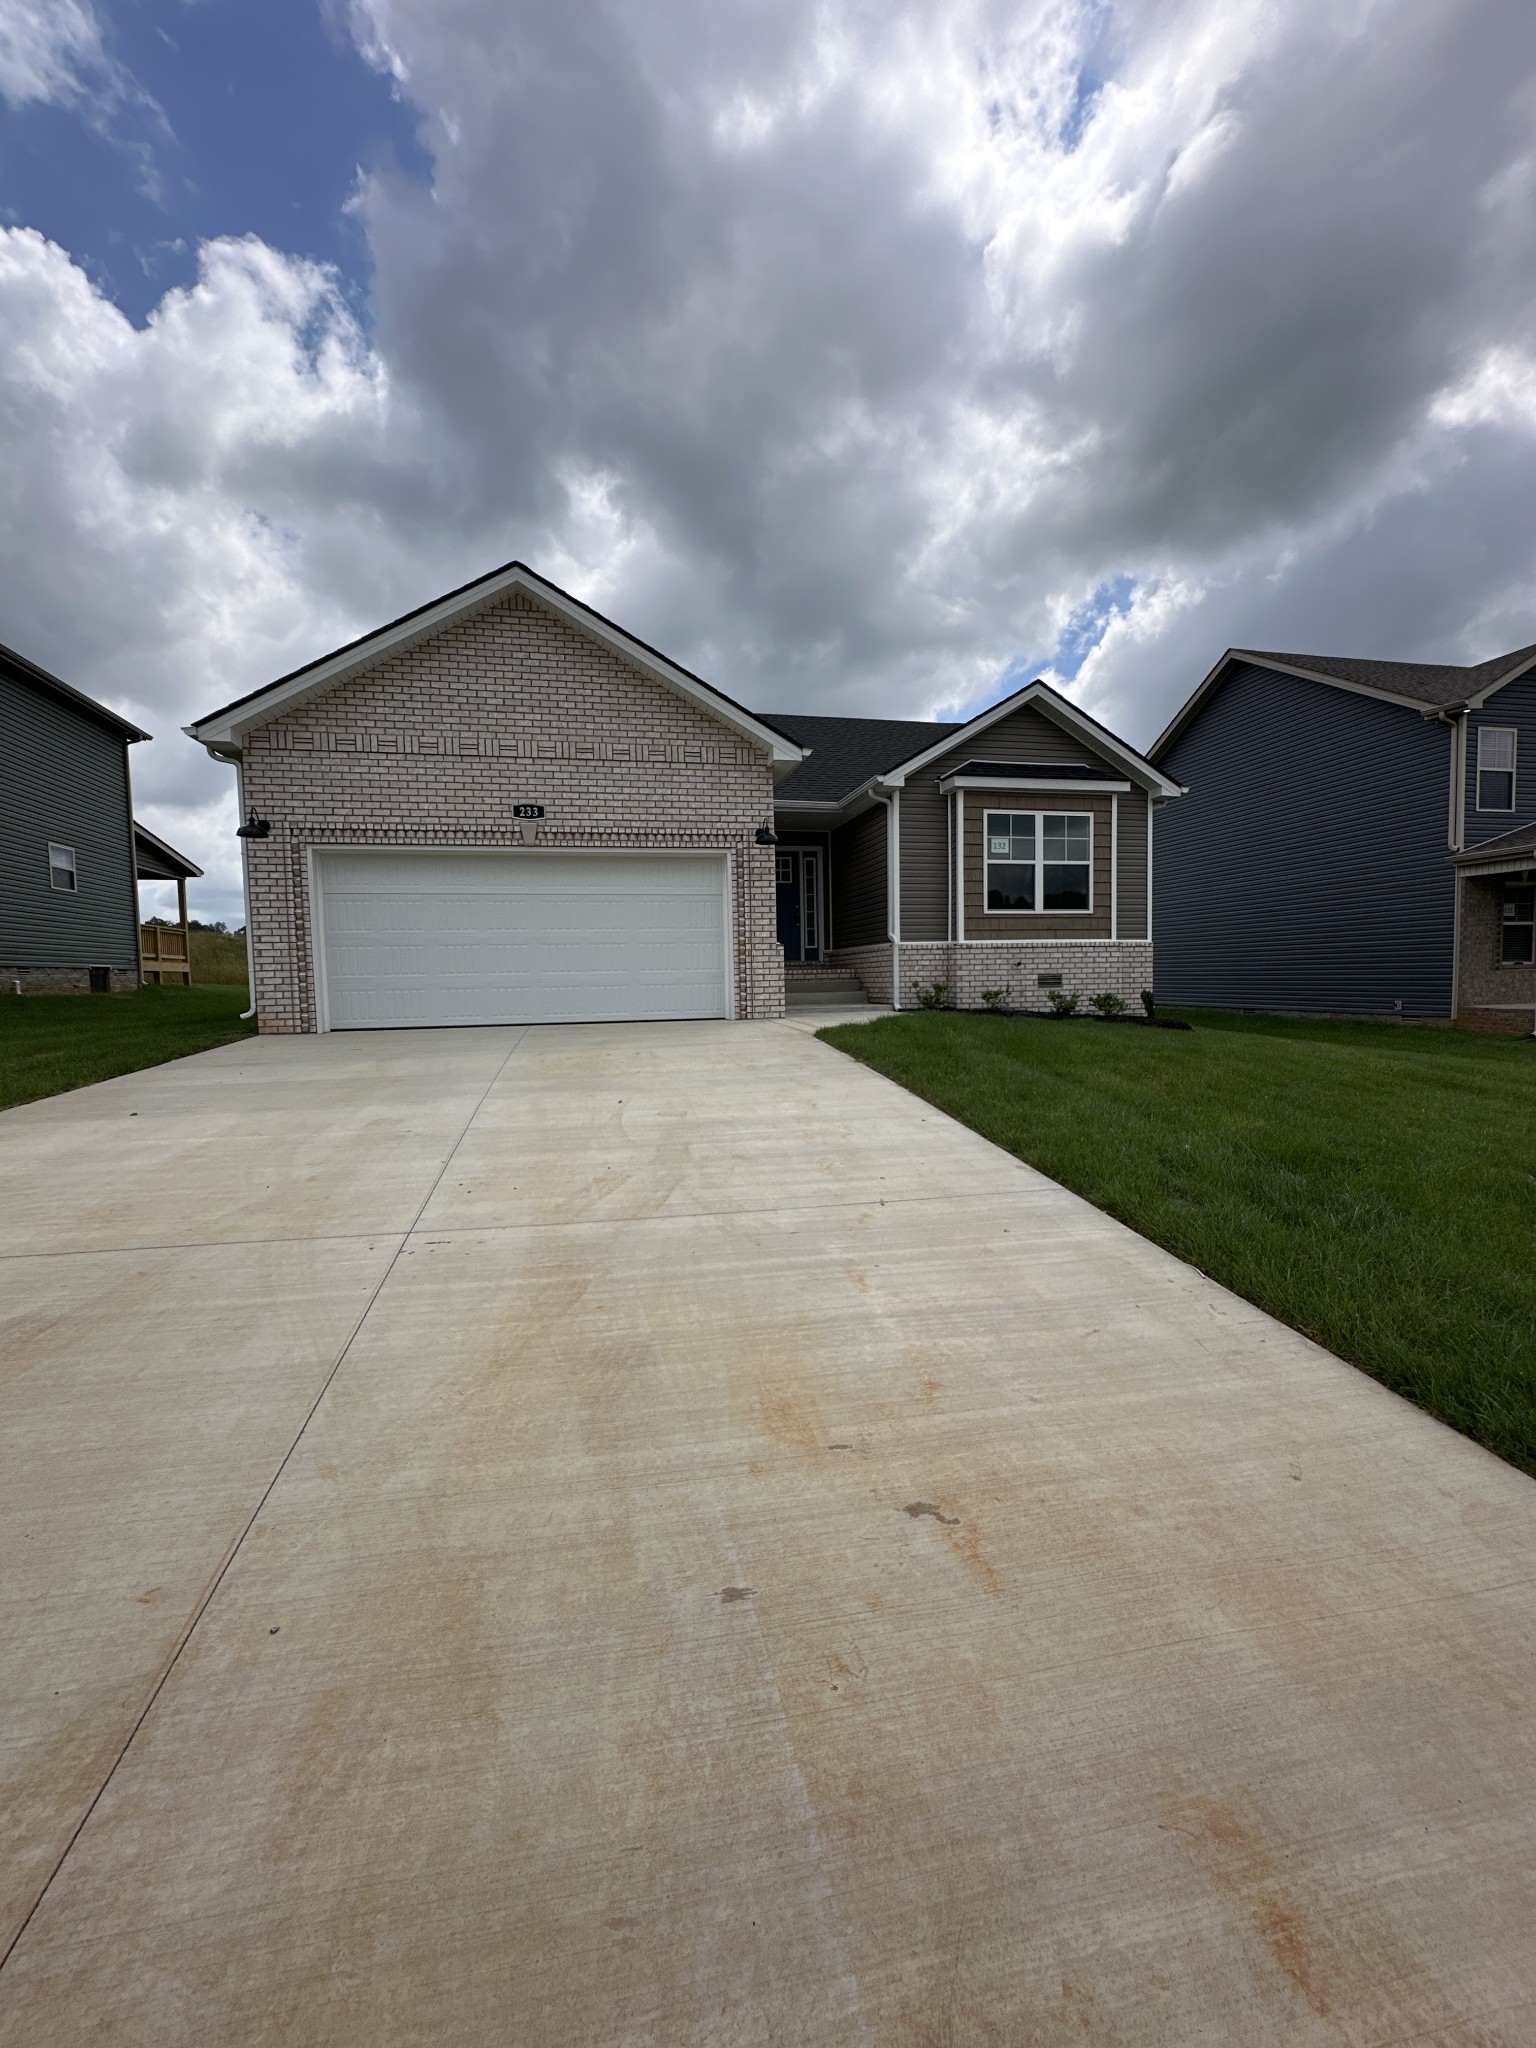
[2,1019,1534,2045]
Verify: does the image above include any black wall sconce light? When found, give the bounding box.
[236,809,271,839]
[755,823,778,845]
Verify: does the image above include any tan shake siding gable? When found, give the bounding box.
[898,703,1145,941]
[239,590,782,1031]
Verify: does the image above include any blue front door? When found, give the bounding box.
[776,850,822,962]
[776,852,802,961]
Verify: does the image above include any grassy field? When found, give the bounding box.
[189,927,250,983]
[0,983,256,1112]
[821,1009,1536,1476]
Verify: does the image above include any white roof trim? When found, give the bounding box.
[1467,646,1536,709]
[1151,649,1464,760]
[186,561,805,764]
[881,679,1182,798]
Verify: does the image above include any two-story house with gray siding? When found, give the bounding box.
[1,640,150,995]
[1149,643,1536,1029]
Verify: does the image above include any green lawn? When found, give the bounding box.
[821,1009,1536,1476]
[0,983,256,1112]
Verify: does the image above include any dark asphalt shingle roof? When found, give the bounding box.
[1236,643,1536,709]
[1452,820,1536,865]
[760,713,962,804]
[134,822,203,881]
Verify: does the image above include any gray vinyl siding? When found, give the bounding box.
[1465,669,1536,845]
[1154,661,1454,1016]
[0,668,140,970]
[831,805,887,948]
[1116,785,1149,941]
[901,708,1146,937]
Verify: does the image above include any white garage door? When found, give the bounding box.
[315,850,730,1028]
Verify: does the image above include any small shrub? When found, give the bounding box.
[1046,988,1079,1016]
[914,980,950,1010]
[1090,991,1127,1017]
[1140,988,1156,1020]
[980,988,1007,1013]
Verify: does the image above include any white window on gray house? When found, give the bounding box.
[1503,883,1534,964]
[48,843,77,892]
[1477,728,1517,811]
[986,813,1036,909]
[1042,813,1092,909]
[985,811,1092,912]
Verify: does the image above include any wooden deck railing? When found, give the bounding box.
[141,924,192,985]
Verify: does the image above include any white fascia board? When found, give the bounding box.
[883,679,1183,799]
[939,775,1131,793]
[1466,648,1536,709]
[186,563,805,765]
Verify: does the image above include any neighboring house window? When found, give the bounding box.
[985,811,1092,912]
[48,843,77,892]
[1477,728,1517,811]
[1503,883,1535,964]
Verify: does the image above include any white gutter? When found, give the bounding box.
[234,758,257,1023]
[1454,710,1468,851]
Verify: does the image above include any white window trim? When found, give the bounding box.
[982,808,1094,916]
[1500,881,1534,967]
[48,842,78,892]
[1476,726,1518,812]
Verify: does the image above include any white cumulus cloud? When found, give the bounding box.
[1,0,1535,922]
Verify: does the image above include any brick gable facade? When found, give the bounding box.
[239,589,783,1031]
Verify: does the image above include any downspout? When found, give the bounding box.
[871,787,901,1009]
[126,741,145,990]
[234,755,257,1022]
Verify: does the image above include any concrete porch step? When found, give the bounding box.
[786,979,872,1007]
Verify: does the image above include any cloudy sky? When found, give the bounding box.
[2,0,1534,921]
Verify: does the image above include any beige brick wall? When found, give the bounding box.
[239,590,783,1031]
[827,939,1154,1011]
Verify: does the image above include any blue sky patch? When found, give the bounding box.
[0,0,430,324]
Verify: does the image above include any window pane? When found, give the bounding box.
[48,844,77,892]
[987,814,1033,860]
[987,863,1035,910]
[1502,886,1535,963]
[1042,813,1090,859]
[1479,770,1515,810]
[1480,728,1516,771]
[1043,862,1090,910]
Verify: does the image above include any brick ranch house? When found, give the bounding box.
[187,562,1181,1031]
